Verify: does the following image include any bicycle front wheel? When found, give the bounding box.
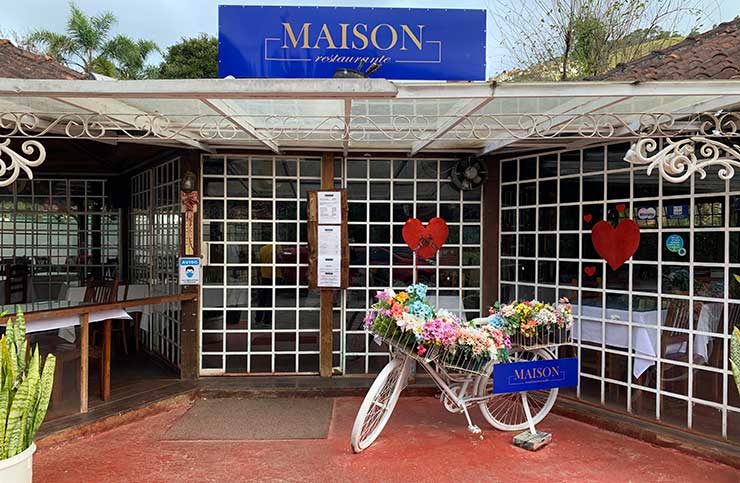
[475,348,559,431]
[350,355,411,453]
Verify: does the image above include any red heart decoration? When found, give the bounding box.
[584,266,597,277]
[591,220,641,271]
[583,214,592,223]
[402,218,448,259]
[616,204,626,213]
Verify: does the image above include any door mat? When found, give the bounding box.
[163,398,333,440]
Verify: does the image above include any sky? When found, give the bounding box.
[2,0,739,77]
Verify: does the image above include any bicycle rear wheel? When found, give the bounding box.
[350,355,411,453]
[475,348,559,431]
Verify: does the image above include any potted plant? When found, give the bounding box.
[0,309,56,483]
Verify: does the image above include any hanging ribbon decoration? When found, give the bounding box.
[181,191,199,256]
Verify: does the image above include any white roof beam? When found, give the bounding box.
[201,98,279,154]
[53,97,214,152]
[0,99,118,145]
[563,95,740,151]
[397,80,740,99]
[6,78,740,101]
[410,96,495,156]
[479,96,630,155]
[0,78,398,99]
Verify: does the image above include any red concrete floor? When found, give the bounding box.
[35,397,740,483]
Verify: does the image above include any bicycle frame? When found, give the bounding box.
[412,357,493,434]
[406,348,550,435]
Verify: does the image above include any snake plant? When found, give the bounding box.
[731,326,740,397]
[0,309,56,460]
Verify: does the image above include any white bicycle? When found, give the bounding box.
[351,344,559,453]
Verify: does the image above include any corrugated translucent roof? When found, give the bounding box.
[1,78,739,155]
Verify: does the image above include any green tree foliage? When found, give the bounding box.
[571,13,610,77]
[157,34,218,79]
[27,2,158,79]
[105,36,160,80]
[490,0,706,81]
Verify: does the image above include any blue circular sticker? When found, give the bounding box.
[665,234,686,256]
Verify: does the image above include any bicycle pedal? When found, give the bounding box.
[467,424,481,434]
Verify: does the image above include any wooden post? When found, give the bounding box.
[102,319,111,401]
[320,152,334,378]
[481,156,500,313]
[80,313,89,413]
[180,152,201,380]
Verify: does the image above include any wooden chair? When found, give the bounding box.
[120,284,145,352]
[89,279,129,355]
[4,263,29,304]
[85,277,119,400]
[659,301,694,397]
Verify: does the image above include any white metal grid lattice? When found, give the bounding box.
[200,155,322,374]
[499,141,740,442]
[341,158,483,375]
[0,179,119,302]
[129,158,182,368]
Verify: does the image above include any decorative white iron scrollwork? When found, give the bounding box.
[624,136,740,183]
[0,110,727,142]
[0,138,46,187]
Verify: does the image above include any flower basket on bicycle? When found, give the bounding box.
[369,320,442,363]
[438,347,488,375]
[508,324,573,350]
[365,284,512,367]
[491,298,574,350]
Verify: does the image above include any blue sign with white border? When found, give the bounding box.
[493,358,578,394]
[218,6,486,80]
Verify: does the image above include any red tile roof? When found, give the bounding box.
[596,18,740,81]
[0,39,86,80]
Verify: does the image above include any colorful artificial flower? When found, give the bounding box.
[408,300,434,320]
[397,312,424,334]
[390,301,406,319]
[375,289,395,300]
[406,283,428,300]
[421,318,459,347]
[487,314,505,329]
[363,310,376,329]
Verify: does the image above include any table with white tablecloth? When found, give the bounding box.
[573,303,721,378]
[58,284,150,343]
[1,291,195,412]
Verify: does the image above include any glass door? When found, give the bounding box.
[200,155,323,374]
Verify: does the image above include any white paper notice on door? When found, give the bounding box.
[317,191,342,225]
[317,225,342,287]
[318,257,341,287]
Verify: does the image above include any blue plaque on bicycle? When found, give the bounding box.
[493,358,578,394]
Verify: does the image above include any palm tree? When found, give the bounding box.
[27,2,158,79]
[29,3,115,74]
[105,36,160,80]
